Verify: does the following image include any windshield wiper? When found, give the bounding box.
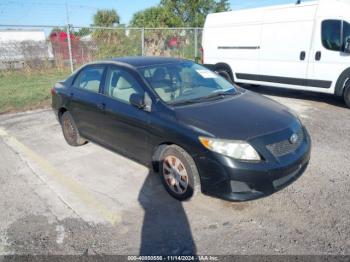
[170,90,237,106]
[169,98,203,106]
[201,90,237,100]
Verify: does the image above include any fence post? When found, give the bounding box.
[66,24,74,73]
[194,28,198,62]
[141,27,145,56]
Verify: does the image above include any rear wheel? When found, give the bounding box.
[61,111,87,146]
[159,145,200,201]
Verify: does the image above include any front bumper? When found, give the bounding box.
[194,128,311,201]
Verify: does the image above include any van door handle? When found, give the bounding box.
[300,51,306,61]
[315,51,322,61]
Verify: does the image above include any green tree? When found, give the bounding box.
[131,6,180,27]
[76,27,92,37]
[93,9,120,27]
[50,26,67,35]
[130,0,230,28]
[160,0,231,27]
[160,0,230,27]
[91,9,141,59]
[215,0,231,12]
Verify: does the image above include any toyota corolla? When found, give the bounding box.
[52,57,311,201]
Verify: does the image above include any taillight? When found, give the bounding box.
[200,46,204,64]
[51,87,56,96]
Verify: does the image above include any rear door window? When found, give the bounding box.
[73,66,105,93]
[321,20,341,51]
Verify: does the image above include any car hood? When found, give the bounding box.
[174,91,299,141]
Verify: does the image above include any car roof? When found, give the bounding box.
[106,56,189,68]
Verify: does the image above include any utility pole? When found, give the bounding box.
[65,3,74,73]
[65,3,70,25]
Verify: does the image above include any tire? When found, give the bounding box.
[344,85,350,108]
[60,111,87,146]
[159,145,201,201]
[342,78,350,108]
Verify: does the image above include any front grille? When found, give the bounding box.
[266,129,304,157]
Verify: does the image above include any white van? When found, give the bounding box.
[202,0,350,107]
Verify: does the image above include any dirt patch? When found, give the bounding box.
[221,202,250,211]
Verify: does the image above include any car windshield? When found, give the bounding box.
[138,61,237,105]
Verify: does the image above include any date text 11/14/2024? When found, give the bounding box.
[127,256,219,261]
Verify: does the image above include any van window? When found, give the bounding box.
[343,21,350,50]
[322,20,341,51]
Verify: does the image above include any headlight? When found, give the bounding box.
[199,137,261,161]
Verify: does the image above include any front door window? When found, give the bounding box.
[321,20,341,52]
[104,67,144,103]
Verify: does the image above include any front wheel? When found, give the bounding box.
[344,85,350,108]
[159,145,201,201]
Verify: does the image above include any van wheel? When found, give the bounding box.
[216,70,234,84]
[159,145,201,201]
[61,112,87,146]
[344,85,350,108]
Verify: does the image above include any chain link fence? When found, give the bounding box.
[0,24,203,113]
[0,24,203,73]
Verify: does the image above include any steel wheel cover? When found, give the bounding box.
[63,117,75,143]
[163,155,189,194]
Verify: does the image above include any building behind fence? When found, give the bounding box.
[0,25,203,72]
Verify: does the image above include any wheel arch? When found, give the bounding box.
[58,107,68,123]
[214,62,234,82]
[151,142,198,173]
[151,142,175,173]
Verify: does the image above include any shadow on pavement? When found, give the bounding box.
[242,84,347,108]
[138,172,196,256]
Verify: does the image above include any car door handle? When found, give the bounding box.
[97,103,106,110]
[315,51,321,61]
[300,51,306,61]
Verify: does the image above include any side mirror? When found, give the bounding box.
[343,36,350,53]
[129,93,145,109]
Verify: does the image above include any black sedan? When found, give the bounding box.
[52,57,311,201]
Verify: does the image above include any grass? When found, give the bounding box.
[0,69,70,114]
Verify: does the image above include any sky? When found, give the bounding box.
[0,0,313,27]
